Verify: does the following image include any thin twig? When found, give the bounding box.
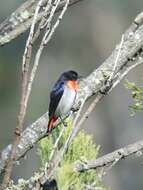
[61,96,87,154]
[22,0,45,73]
[112,58,143,90]
[32,0,53,42]
[109,35,125,81]
[49,127,65,162]
[44,127,65,179]
[43,0,61,30]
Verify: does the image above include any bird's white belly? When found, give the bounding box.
[55,86,76,117]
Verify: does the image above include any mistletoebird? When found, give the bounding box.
[47,70,79,132]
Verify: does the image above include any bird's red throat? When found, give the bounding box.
[67,80,78,90]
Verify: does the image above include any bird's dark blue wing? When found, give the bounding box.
[49,80,64,118]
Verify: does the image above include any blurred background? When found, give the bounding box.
[1,0,143,189]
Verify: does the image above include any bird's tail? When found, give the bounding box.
[47,116,57,133]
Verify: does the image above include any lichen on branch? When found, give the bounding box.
[38,124,107,190]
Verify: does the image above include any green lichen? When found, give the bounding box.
[20,10,31,20]
[38,123,108,190]
[125,80,143,115]
[0,34,11,45]
[6,171,42,190]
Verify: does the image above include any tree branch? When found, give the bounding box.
[0,112,49,174]
[75,139,143,172]
[0,0,84,46]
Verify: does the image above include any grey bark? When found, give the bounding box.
[0,0,84,46]
[75,140,143,172]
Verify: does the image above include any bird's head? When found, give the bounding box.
[61,70,78,81]
[59,70,80,90]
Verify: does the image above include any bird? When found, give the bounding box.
[47,70,79,132]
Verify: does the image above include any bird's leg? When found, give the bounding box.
[71,107,79,112]
[59,116,67,127]
[67,110,73,116]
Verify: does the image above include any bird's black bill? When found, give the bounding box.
[78,75,83,79]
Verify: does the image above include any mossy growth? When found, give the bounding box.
[38,121,108,190]
[125,80,143,115]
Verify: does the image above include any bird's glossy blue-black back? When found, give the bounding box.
[48,79,64,118]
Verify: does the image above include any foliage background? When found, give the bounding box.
[0,0,143,189]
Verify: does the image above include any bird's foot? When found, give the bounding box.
[63,121,68,127]
[71,107,79,112]
[59,116,68,127]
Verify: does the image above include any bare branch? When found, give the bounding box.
[0,0,84,46]
[109,34,125,81]
[75,139,143,172]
